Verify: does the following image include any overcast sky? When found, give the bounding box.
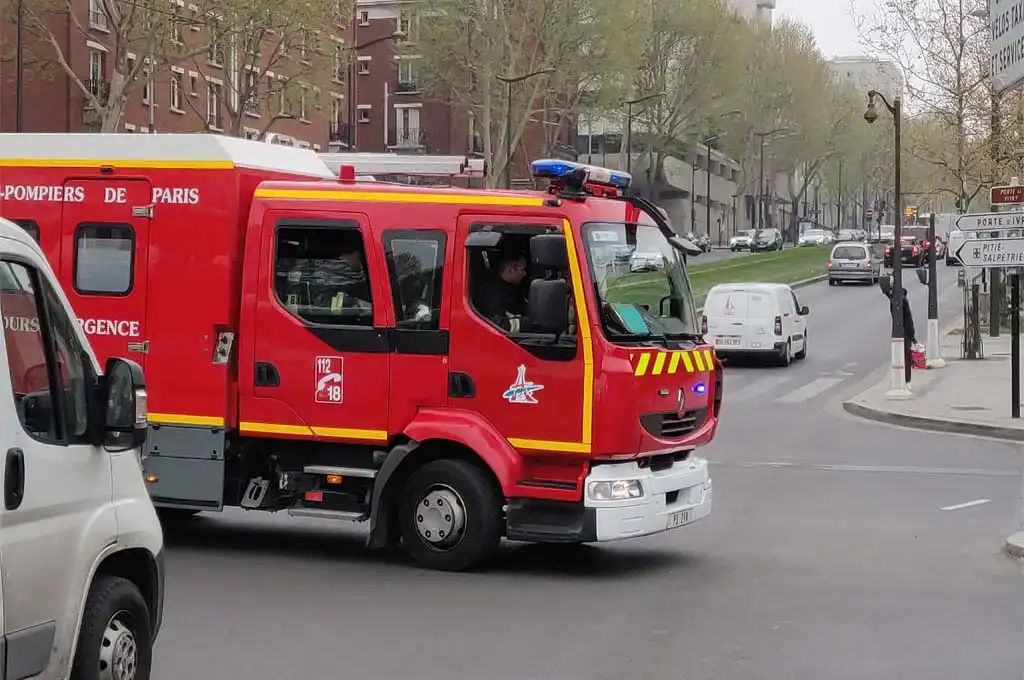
[779,0,876,58]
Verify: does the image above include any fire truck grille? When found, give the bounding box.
[640,408,709,440]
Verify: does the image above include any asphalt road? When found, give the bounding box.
[152,263,1024,680]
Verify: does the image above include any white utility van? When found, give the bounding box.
[702,283,809,366]
[0,218,162,680]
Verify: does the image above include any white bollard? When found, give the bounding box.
[926,317,946,368]
[885,337,913,400]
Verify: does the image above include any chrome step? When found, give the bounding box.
[288,508,365,521]
[303,464,377,479]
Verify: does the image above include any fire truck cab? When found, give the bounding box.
[0,135,719,571]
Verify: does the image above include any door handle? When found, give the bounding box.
[254,361,281,387]
[5,447,24,510]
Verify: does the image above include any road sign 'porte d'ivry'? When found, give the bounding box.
[991,185,1024,205]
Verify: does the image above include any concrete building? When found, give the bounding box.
[727,0,776,24]
[828,56,904,100]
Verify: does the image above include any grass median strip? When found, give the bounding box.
[689,247,830,306]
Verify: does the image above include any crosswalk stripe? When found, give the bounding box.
[774,377,845,403]
[727,375,793,403]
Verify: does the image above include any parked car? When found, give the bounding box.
[751,228,784,252]
[0,217,163,680]
[836,229,862,242]
[730,230,755,251]
[702,282,809,366]
[798,228,830,246]
[828,242,880,285]
[883,235,925,267]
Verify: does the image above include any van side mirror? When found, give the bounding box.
[799,305,809,316]
[527,279,569,333]
[530,234,568,270]
[102,358,148,453]
[21,390,53,435]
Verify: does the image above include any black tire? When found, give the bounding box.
[829,278,836,286]
[795,333,807,359]
[72,575,152,680]
[398,459,502,572]
[777,341,792,367]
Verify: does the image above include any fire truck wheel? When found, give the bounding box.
[398,459,502,571]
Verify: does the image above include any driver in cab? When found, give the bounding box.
[479,250,530,333]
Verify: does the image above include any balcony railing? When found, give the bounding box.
[387,126,424,149]
[329,121,353,145]
[84,79,110,106]
[396,80,420,93]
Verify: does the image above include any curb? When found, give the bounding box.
[841,399,1024,442]
[1004,532,1024,559]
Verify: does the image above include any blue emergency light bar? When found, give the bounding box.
[530,159,633,191]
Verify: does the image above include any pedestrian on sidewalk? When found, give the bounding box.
[882,285,918,388]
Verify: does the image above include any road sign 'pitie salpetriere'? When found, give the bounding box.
[956,211,1024,231]
[955,238,1024,267]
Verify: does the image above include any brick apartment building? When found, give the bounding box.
[0,0,573,179]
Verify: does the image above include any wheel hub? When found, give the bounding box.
[99,615,137,680]
[414,485,467,548]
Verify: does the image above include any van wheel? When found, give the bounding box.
[398,459,502,572]
[778,341,792,367]
[72,575,152,680]
[795,334,807,360]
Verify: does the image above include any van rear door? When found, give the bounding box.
[705,288,746,350]
[58,178,152,369]
[743,290,777,350]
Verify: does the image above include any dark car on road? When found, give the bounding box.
[751,228,784,252]
[883,236,925,268]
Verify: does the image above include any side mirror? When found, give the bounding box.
[527,279,569,334]
[799,305,809,316]
[102,358,148,453]
[530,234,568,270]
[21,390,53,435]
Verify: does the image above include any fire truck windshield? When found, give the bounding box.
[582,222,700,342]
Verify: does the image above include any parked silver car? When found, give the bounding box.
[828,242,880,285]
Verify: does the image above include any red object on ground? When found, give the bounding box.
[911,348,927,369]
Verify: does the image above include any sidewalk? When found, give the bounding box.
[844,329,1024,441]
[842,329,1024,560]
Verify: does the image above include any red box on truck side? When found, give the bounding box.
[0,134,720,571]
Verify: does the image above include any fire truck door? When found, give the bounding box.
[242,212,390,444]
[448,216,590,453]
[58,178,152,369]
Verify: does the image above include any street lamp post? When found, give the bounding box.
[754,128,789,238]
[624,92,665,176]
[865,89,912,397]
[496,68,554,189]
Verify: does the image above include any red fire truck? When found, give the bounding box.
[0,134,720,571]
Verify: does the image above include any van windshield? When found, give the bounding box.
[582,222,700,341]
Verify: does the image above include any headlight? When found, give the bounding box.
[587,479,643,500]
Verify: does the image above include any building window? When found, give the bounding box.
[74,223,134,295]
[170,70,182,110]
[394,106,420,147]
[208,24,226,65]
[357,107,370,123]
[358,59,370,75]
[171,5,183,43]
[333,44,346,83]
[88,49,104,84]
[274,224,373,327]
[189,72,199,96]
[299,88,308,120]
[243,128,260,140]
[141,58,153,104]
[299,31,309,62]
[382,230,446,331]
[397,11,417,40]
[207,81,223,129]
[244,70,259,116]
[88,0,107,29]
[397,59,418,91]
[358,9,369,24]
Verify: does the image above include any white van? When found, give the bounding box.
[0,218,162,679]
[702,283,809,366]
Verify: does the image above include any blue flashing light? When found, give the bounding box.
[530,159,633,190]
[693,383,707,394]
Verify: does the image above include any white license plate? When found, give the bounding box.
[668,509,693,528]
[715,337,741,346]
[840,262,857,267]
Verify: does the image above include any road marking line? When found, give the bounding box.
[727,375,792,403]
[941,499,991,511]
[775,377,844,403]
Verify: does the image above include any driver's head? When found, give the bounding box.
[496,252,527,285]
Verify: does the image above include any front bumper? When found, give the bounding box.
[505,457,712,543]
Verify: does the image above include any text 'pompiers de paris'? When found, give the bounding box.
[0,184,201,205]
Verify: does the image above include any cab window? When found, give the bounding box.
[74,222,135,295]
[383,230,445,331]
[11,219,39,243]
[466,223,574,336]
[0,260,93,444]
[274,222,373,328]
